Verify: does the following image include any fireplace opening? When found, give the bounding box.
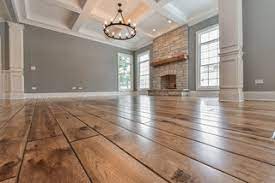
[161,75,177,89]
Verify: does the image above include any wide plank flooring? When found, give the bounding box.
[1,96,275,183]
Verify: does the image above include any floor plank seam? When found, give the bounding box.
[110,101,275,134]
[91,103,272,139]
[64,104,246,183]
[46,102,94,183]
[0,105,25,130]
[70,134,100,143]
[60,105,171,183]
[15,100,37,183]
[81,104,275,165]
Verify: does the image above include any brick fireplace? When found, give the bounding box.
[148,26,189,96]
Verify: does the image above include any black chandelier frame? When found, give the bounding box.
[103,3,136,40]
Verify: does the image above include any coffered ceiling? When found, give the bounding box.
[11,0,218,50]
[0,0,12,21]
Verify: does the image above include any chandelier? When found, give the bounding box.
[103,3,136,40]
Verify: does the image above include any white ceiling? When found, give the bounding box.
[0,0,12,21]
[11,0,218,50]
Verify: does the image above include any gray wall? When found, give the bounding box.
[134,44,153,90]
[0,22,9,70]
[24,25,132,93]
[243,0,275,91]
[188,16,219,91]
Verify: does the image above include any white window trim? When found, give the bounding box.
[196,24,220,91]
[117,53,134,92]
[137,50,150,90]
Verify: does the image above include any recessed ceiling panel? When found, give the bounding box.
[13,0,218,50]
[91,0,141,22]
[26,0,79,29]
[169,0,218,18]
[138,12,178,36]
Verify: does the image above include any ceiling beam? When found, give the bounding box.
[158,4,187,25]
[71,0,100,31]
[43,0,82,13]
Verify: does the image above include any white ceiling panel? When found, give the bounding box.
[138,12,178,37]
[26,0,79,29]
[12,0,218,50]
[170,0,218,18]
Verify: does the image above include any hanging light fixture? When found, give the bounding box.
[103,3,136,40]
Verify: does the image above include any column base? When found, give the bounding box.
[219,88,244,102]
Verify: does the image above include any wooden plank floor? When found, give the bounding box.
[1,96,275,183]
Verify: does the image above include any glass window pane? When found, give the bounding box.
[118,54,132,90]
[138,52,150,89]
[198,26,219,89]
[201,33,209,43]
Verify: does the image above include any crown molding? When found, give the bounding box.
[187,8,218,26]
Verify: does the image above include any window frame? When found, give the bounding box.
[196,24,220,91]
[117,52,134,92]
[137,50,150,90]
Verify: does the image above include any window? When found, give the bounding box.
[138,51,150,89]
[118,53,133,91]
[196,25,220,90]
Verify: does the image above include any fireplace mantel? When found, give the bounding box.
[151,54,188,67]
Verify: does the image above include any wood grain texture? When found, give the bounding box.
[83,103,275,165]
[0,178,16,183]
[49,104,98,142]
[2,96,275,183]
[0,104,35,181]
[18,136,90,183]
[74,114,243,183]
[73,135,167,183]
[28,102,62,141]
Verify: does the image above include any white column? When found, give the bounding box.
[219,0,244,102]
[5,22,25,99]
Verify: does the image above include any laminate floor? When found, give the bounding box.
[1,96,275,183]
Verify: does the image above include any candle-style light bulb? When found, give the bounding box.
[104,21,107,25]
[119,33,122,37]
[128,19,131,23]
[133,23,136,27]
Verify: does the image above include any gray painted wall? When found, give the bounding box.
[24,25,132,93]
[188,16,219,91]
[0,22,9,70]
[134,44,153,90]
[243,0,275,91]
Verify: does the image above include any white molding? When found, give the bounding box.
[137,50,150,90]
[134,40,153,51]
[117,53,134,91]
[244,91,275,101]
[190,91,219,98]
[196,24,220,91]
[23,92,133,99]
[187,9,218,26]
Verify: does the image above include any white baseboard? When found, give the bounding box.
[189,90,219,97]
[23,91,133,99]
[244,91,275,101]
[3,91,275,101]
